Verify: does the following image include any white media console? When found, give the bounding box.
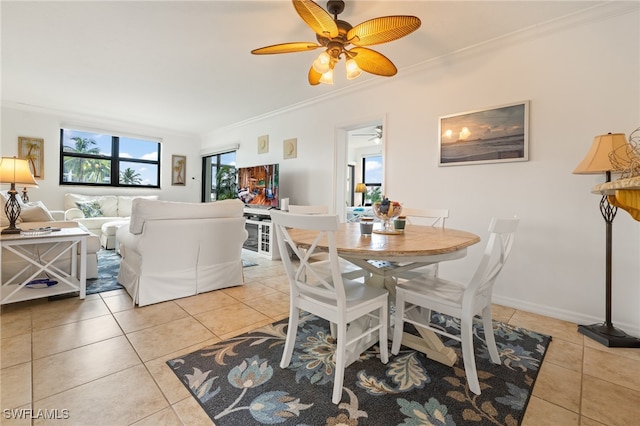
[243,207,280,260]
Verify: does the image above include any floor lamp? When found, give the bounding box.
[573,133,640,347]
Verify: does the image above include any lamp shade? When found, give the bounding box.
[345,59,362,80]
[0,157,38,185]
[355,183,367,193]
[319,69,334,85]
[573,133,635,174]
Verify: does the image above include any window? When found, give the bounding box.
[361,155,383,205]
[60,128,161,188]
[202,151,237,202]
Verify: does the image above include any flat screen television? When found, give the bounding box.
[236,163,279,209]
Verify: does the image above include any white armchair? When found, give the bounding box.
[116,198,248,307]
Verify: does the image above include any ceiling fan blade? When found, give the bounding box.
[293,0,339,38]
[251,42,322,55]
[308,66,322,85]
[350,47,397,77]
[348,16,421,47]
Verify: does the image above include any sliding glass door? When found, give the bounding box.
[201,151,237,202]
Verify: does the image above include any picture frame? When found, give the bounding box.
[283,138,297,159]
[171,155,186,186]
[18,136,44,178]
[257,135,269,154]
[439,100,529,166]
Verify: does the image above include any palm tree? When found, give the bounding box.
[215,165,238,200]
[66,137,101,155]
[367,187,382,204]
[173,158,185,184]
[24,140,41,177]
[120,167,142,185]
[63,137,105,183]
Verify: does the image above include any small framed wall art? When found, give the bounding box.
[18,136,44,178]
[283,138,297,159]
[171,155,186,185]
[257,135,269,154]
[438,100,529,166]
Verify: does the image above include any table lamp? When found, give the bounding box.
[573,133,640,347]
[1,156,38,234]
[355,183,367,206]
[21,181,39,203]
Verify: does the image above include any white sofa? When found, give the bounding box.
[116,198,248,307]
[63,193,158,249]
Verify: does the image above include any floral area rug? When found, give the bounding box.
[167,312,551,425]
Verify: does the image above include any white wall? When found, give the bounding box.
[202,6,640,334]
[0,108,202,210]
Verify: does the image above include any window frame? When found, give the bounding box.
[201,150,237,202]
[360,154,383,205]
[59,128,161,188]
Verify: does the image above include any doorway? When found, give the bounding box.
[333,116,386,221]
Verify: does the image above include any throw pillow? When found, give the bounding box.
[75,200,103,218]
[19,201,55,222]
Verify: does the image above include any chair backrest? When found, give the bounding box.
[270,210,347,308]
[287,205,329,215]
[466,216,519,300]
[402,207,449,228]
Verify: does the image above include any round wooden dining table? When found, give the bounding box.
[288,221,481,366]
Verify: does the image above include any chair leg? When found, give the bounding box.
[379,302,389,364]
[280,309,300,369]
[482,306,501,365]
[461,316,481,395]
[332,322,348,404]
[391,290,406,355]
[330,322,337,339]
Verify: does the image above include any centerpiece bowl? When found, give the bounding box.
[372,198,403,232]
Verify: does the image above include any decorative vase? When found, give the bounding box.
[373,198,403,231]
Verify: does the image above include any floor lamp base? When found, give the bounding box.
[578,323,640,348]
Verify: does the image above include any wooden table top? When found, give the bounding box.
[288,222,480,258]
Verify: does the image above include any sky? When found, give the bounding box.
[440,103,526,144]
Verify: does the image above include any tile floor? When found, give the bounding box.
[1,251,639,425]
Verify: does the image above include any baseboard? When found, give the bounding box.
[491,295,640,338]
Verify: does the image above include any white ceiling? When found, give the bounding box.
[1,1,605,136]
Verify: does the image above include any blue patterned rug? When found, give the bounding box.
[49,251,257,298]
[167,313,551,425]
[88,251,257,295]
[86,249,123,295]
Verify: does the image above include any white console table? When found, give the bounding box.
[1,227,88,304]
[243,207,280,260]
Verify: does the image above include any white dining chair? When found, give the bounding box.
[285,205,365,280]
[286,205,330,260]
[389,208,450,280]
[391,216,519,395]
[402,207,449,228]
[270,210,389,404]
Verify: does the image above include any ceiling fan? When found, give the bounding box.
[353,125,383,142]
[251,0,421,85]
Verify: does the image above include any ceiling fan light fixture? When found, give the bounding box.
[251,0,421,86]
[312,51,332,74]
[319,68,334,84]
[345,58,362,79]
